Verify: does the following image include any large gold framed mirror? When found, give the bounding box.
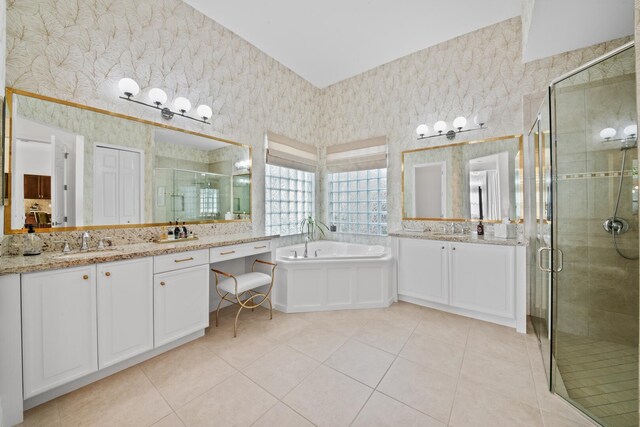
[402,134,524,222]
[3,88,252,234]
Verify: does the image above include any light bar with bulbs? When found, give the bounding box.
[416,115,487,140]
[118,78,212,125]
[600,124,637,143]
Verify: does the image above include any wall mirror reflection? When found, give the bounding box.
[4,88,251,233]
[402,134,524,222]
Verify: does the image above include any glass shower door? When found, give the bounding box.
[551,44,638,427]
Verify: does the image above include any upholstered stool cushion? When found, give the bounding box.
[217,272,272,295]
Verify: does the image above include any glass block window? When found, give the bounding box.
[328,168,387,236]
[265,164,315,236]
[199,188,219,217]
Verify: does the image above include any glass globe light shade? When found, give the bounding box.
[600,128,617,139]
[473,112,488,127]
[174,97,192,113]
[433,120,447,133]
[148,88,167,106]
[118,78,140,97]
[624,124,637,136]
[197,104,213,120]
[416,124,429,136]
[453,116,467,130]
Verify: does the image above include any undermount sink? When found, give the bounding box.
[52,249,123,260]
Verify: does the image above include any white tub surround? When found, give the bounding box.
[275,241,395,313]
[390,231,527,333]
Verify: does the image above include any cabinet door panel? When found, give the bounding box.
[22,266,97,398]
[450,243,515,318]
[398,238,448,304]
[97,258,153,369]
[154,265,209,347]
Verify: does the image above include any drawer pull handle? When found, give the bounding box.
[105,272,111,277]
[254,245,267,249]
[174,257,194,263]
[160,281,166,286]
[220,250,236,255]
[83,275,89,280]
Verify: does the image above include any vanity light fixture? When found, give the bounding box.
[600,125,637,144]
[234,159,251,171]
[117,78,212,124]
[416,115,487,140]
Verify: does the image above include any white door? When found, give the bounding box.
[22,266,98,398]
[94,146,120,225]
[94,146,142,225]
[413,162,446,218]
[118,150,141,224]
[97,258,153,369]
[449,242,515,319]
[154,265,209,347]
[50,136,68,227]
[398,238,449,304]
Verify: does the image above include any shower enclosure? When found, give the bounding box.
[530,42,639,427]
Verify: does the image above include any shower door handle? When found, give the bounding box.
[555,249,564,273]
[537,247,552,272]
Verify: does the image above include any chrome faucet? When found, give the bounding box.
[304,236,309,258]
[80,231,90,251]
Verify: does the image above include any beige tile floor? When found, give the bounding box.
[18,302,599,427]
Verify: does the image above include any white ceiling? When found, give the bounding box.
[523,0,634,63]
[184,0,521,88]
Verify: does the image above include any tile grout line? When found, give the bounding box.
[346,314,423,426]
[444,323,471,426]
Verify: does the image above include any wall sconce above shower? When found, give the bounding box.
[117,78,212,125]
[416,114,487,141]
[599,124,637,145]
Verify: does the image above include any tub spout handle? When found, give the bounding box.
[290,250,298,258]
[315,249,321,257]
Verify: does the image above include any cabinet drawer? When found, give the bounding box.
[209,240,271,263]
[154,249,209,274]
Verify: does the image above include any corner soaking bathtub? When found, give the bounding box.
[274,241,395,313]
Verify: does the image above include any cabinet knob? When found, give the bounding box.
[83,275,89,280]
[105,272,111,277]
[160,281,166,286]
[452,247,456,251]
[441,246,445,249]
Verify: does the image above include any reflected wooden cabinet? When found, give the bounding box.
[23,174,51,199]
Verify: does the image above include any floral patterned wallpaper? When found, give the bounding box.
[2,1,634,247]
[316,17,631,243]
[5,0,322,239]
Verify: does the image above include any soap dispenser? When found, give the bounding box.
[23,224,43,256]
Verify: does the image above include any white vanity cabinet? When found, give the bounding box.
[449,242,515,319]
[21,265,98,399]
[97,258,154,369]
[154,250,210,347]
[395,237,525,332]
[398,238,448,304]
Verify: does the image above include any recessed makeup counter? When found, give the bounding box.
[389,229,527,335]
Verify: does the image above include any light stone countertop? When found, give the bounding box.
[389,230,527,247]
[0,233,279,275]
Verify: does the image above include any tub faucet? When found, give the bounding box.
[304,236,309,258]
[80,231,90,251]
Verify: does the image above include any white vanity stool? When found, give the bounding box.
[211,259,277,337]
